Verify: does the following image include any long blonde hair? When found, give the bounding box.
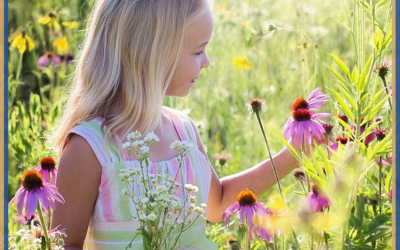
[53,0,212,155]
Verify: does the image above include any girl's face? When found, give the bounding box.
[166,8,213,97]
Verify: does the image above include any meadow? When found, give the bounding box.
[7,0,392,249]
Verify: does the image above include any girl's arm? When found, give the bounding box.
[188,119,301,223]
[51,135,102,249]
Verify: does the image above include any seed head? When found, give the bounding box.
[322,123,334,135]
[249,98,263,115]
[39,157,57,171]
[374,129,388,141]
[237,189,257,206]
[294,170,306,181]
[336,137,348,145]
[293,109,312,121]
[21,170,43,191]
[338,114,348,124]
[292,98,309,110]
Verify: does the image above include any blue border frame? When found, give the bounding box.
[396,0,399,246]
[4,0,8,248]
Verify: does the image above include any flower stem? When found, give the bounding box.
[254,112,284,203]
[324,231,329,250]
[37,204,52,250]
[378,157,382,214]
[380,76,392,112]
[254,110,301,249]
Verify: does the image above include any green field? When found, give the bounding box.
[8,0,392,249]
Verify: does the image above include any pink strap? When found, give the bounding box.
[165,110,195,185]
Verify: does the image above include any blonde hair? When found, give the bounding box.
[53,0,212,155]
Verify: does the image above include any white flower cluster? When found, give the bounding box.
[170,140,195,154]
[119,131,204,249]
[123,131,160,159]
[8,223,67,250]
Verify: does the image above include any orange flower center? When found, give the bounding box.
[237,189,257,206]
[292,98,308,110]
[311,184,321,195]
[293,109,312,121]
[21,170,43,191]
[40,157,56,171]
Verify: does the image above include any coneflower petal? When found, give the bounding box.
[25,191,39,218]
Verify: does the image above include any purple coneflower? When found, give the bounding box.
[223,189,267,229]
[16,214,40,226]
[283,109,330,144]
[291,88,329,111]
[37,51,62,67]
[35,157,58,185]
[330,137,349,151]
[306,184,330,213]
[249,219,273,242]
[374,58,392,79]
[9,170,64,218]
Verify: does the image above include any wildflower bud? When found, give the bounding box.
[374,129,387,141]
[294,170,305,181]
[267,24,277,31]
[338,114,348,124]
[249,98,263,115]
[322,123,334,135]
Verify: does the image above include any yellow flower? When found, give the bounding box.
[310,211,345,233]
[62,21,80,29]
[232,58,252,70]
[11,30,34,54]
[266,194,285,211]
[38,11,61,30]
[53,36,69,54]
[297,41,312,50]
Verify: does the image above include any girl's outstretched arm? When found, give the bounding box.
[51,135,102,250]
[188,119,301,223]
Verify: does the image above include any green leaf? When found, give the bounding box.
[271,130,302,163]
[331,54,351,82]
[374,27,383,51]
[377,0,389,11]
[327,65,352,91]
[370,131,392,159]
[336,85,357,110]
[282,182,298,196]
[356,195,365,233]
[329,89,355,121]
[357,57,373,91]
[382,27,392,50]
[352,65,359,85]
[385,168,392,195]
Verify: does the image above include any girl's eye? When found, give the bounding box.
[195,50,204,56]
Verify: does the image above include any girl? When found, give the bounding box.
[51,0,302,249]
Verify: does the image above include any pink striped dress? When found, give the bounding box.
[66,108,218,250]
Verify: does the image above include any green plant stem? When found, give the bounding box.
[16,52,23,80]
[273,232,278,250]
[378,157,382,214]
[324,231,329,250]
[37,204,52,250]
[254,112,284,201]
[380,76,392,112]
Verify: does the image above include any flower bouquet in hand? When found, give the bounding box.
[120,131,206,250]
[8,158,67,250]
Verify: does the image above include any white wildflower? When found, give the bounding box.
[144,132,160,143]
[127,130,142,141]
[141,197,149,204]
[147,212,157,221]
[122,141,131,150]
